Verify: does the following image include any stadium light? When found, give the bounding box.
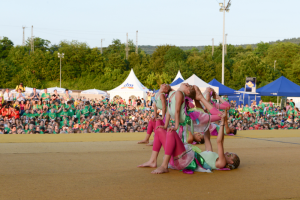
[58,53,65,88]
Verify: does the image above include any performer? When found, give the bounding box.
[138,84,172,145]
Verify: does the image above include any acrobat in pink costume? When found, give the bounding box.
[147,90,169,135]
[138,90,169,144]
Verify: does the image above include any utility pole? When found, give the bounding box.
[219,0,231,85]
[101,39,105,54]
[212,38,214,56]
[22,26,26,46]
[58,53,65,88]
[31,25,34,53]
[136,30,138,54]
[125,33,129,60]
[225,34,228,55]
[274,60,276,71]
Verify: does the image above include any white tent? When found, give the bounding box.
[171,74,219,94]
[42,87,72,94]
[107,69,149,100]
[172,70,184,83]
[81,89,107,95]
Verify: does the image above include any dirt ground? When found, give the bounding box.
[1,131,300,200]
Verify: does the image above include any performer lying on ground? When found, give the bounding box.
[138,83,173,145]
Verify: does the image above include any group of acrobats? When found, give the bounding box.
[138,83,240,174]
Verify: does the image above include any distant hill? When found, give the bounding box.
[139,37,300,54]
[139,45,206,55]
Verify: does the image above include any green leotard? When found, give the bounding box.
[200,151,219,170]
[168,91,186,123]
[154,93,165,110]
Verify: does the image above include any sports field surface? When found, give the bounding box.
[1,130,300,200]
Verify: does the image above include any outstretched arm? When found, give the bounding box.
[153,103,157,119]
[204,129,213,152]
[224,113,231,134]
[215,111,227,168]
[156,109,170,130]
[171,91,184,131]
[160,94,167,118]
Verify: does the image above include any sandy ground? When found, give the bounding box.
[1,131,300,200]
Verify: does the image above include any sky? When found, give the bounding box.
[1,0,300,48]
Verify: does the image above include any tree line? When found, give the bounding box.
[0,36,300,95]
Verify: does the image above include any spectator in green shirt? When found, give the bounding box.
[290,99,295,108]
[49,109,57,120]
[258,100,265,109]
[81,105,90,117]
[41,89,51,101]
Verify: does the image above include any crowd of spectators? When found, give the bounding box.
[226,98,300,130]
[0,86,158,134]
[0,83,299,134]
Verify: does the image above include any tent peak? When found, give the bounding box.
[172,70,184,83]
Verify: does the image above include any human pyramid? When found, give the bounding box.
[138,83,240,174]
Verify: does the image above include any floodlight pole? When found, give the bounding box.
[221,0,225,85]
[58,53,64,88]
[220,0,231,85]
[274,60,276,71]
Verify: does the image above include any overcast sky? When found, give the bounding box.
[1,0,299,48]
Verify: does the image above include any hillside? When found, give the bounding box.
[140,37,300,54]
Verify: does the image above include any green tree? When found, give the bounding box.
[0,37,14,59]
[150,45,173,73]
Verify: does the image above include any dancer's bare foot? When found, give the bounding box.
[151,166,169,174]
[146,141,153,146]
[138,139,149,144]
[194,85,204,101]
[138,160,157,168]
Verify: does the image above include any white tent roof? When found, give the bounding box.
[172,70,184,83]
[42,87,72,94]
[81,89,107,95]
[171,74,219,94]
[108,69,149,92]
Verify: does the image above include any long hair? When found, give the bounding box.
[226,155,240,170]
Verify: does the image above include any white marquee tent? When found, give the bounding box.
[107,69,149,100]
[171,74,219,94]
[81,89,107,95]
[42,87,72,94]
